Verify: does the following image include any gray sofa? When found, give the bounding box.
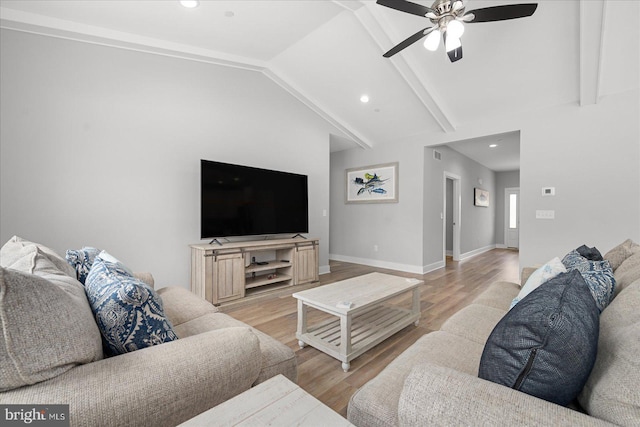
[0,237,296,426]
[348,240,640,426]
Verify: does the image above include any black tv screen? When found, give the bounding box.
[201,160,309,238]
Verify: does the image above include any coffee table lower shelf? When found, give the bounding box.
[296,304,419,372]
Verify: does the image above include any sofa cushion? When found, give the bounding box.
[0,266,103,391]
[471,281,520,310]
[578,279,640,425]
[1,236,76,278]
[440,304,506,344]
[85,252,178,356]
[173,312,297,385]
[604,239,639,270]
[478,270,599,406]
[613,251,640,297]
[348,331,485,427]
[65,246,101,284]
[563,250,616,312]
[510,257,566,309]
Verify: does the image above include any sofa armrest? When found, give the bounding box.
[398,364,615,427]
[520,266,537,285]
[1,327,262,427]
[133,272,154,288]
[157,285,219,327]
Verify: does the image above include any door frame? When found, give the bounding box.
[504,187,520,248]
[443,172,461,261]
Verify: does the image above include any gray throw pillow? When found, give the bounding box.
[478,270,599,406]
[0,267,103,391]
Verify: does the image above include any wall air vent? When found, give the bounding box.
[433,150,442,161]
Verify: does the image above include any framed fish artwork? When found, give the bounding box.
[346,162,398,204]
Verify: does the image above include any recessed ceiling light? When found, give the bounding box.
[180,1,199,8]
[360,95,370,103]
[489,144,498,148]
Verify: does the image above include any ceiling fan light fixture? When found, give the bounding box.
[447,19,465,39]
[445,35,461,52]
[179,0,199,8]
[423,29,441,51]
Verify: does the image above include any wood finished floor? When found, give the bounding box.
[224,249,520,418]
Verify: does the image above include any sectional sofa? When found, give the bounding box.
[0,236,297,426]
[348,240,640,426]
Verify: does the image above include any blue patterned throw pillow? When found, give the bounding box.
[85,251,177,356]
[66,247,102,284]
[562,250,616,312]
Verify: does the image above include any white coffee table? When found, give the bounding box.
[293,272,422,372]
[178,374,352,426]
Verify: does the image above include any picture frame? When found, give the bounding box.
[346,162,398,204]
[474,188,489,207]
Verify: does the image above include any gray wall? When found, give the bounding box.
[0,29,340,287]
[329,143,497,273]
[423,146,496,267]
[330,89,639,271]
[329,143,424,272]
[495,170,521,246]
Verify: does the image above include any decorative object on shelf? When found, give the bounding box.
[346,162,399,204]
[474,188,489,207]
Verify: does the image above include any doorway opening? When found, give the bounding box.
[444,172,461,263]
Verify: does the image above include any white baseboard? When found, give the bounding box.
[319,265,331,275]
[495,243,507,249]
[459,244,496,261]
[329,254,425,275]
[422,260,445,274]
[330,245,499,275]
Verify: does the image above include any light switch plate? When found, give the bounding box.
[536,210,555,219]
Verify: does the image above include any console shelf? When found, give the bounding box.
[190,238,319,305]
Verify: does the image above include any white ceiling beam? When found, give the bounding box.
[0,7,267,71]
[353,2,456,133]
[579,0,606,106]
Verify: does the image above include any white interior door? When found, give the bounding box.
[505,188,520,249]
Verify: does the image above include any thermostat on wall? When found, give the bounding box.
[542,187,555,196]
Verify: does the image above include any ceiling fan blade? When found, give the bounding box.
[443,32,463,63]
[447,45,463,62]
[465,3,538,23]
[376,0,435,18]
[383,27,434,58]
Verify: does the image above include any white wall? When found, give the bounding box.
[330,89,639,272]
[0,29,341,287]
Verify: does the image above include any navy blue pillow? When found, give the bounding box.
[478,270,599,406]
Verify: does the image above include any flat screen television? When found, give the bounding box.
[201,159,309,239]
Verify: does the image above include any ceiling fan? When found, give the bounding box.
[377,0,538,62]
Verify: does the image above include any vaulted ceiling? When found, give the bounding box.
[1,0,638,169]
